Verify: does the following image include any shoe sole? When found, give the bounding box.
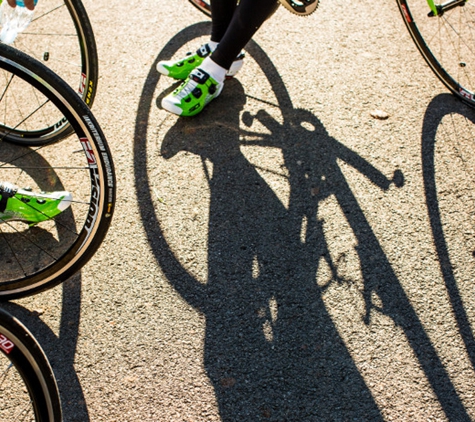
[161,83,223,117]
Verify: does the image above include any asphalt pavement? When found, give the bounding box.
[5,0,475,420]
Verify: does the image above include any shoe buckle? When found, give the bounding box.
[197,44,211,58]
[191,69,209,83]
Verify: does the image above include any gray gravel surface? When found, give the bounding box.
[4,0,475,420]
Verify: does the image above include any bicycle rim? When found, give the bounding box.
[188,0,211,17]
[4,0,99,144]
[0,308,62,421]
[0,44,115,300]
[397,0,475,107]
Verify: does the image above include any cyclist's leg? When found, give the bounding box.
[161,0,278,116]
[158,0,258,81]
[210,0,279,70]
[157,0,243,81]
[210,0,237,43]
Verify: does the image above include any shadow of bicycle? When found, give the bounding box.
[134,21,473,421]
[421,93,475,373]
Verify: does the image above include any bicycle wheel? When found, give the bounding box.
[5,0,99,145]
[0,308,62,421]
[188,0,211,17]
[0,43,115,300]
[397,0,475,107]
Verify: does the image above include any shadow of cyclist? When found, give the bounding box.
[159,76,384,420]
[135,21,471,421]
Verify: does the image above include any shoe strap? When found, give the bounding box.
[196,44,212,59]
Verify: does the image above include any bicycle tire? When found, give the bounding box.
[397,0,475,108]
[4,0,99,145]
[0,43,115,300]
[188,0,211,17]
[0,308,62,421]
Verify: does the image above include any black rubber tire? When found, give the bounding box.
[0,308,62,421]
[396,0,475,108]
[188,0,212,17]
[4,0,99,145]
[0,43,115,300]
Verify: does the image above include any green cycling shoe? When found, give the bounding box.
[157,43,244,80]
[161,68,223,117]
[0,182,72,225]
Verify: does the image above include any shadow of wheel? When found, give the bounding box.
[421,93,475,372]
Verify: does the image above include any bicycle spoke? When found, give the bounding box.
[0,43,114,298]
[0,0,99,145]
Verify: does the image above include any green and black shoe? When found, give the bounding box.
[157,43,245,80]
[0,182,72,225]
[161,68,223,117]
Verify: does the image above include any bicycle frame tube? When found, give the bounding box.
[426,0,438,15]
[427,0,468,17]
